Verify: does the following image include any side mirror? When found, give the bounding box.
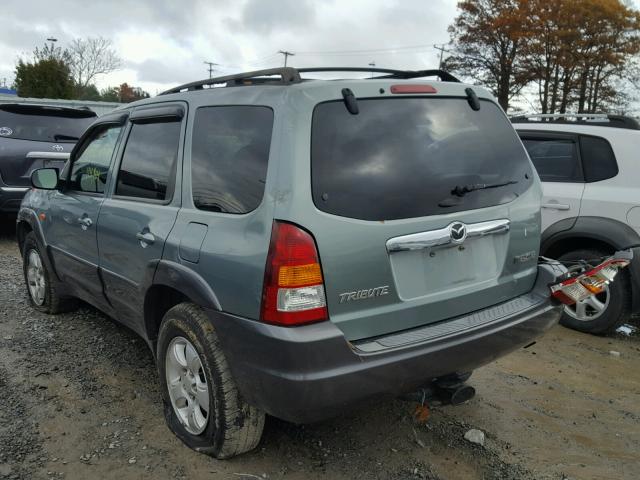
[31,168,59,190]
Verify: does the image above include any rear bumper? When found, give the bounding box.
[208,264,564,424]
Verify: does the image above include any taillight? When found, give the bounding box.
[260,221,328,326]
[550,258,630,305]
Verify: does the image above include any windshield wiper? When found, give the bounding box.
[451,180,518,197]
[53,134,79,141]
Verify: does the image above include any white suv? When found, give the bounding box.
[513,114,640,334]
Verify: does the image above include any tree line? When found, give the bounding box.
[445,0,640,113]
[13,37,150,103]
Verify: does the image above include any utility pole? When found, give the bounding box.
[204,61,219,79]
[278,50,295,67]
[46,37,57,57]
[368,61,376,78]
[434,44,447,70]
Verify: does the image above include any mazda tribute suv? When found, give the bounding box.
[17,67,564,458]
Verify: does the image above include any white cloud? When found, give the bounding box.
[0,0,458,93]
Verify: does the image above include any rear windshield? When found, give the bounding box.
[0,105,95,143]
[311,98,533,221]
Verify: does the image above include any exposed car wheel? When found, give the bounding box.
[22,232,76,314]
[558,249,631,335]
[157,303,265,459]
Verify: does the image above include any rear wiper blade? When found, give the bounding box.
[451,179,518,197]
[53,134,79,141]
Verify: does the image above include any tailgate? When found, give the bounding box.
[306,94,541,341]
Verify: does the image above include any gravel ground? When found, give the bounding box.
[1,218,639,480]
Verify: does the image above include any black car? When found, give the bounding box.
[0,103,96,214]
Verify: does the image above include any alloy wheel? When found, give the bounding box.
[26,249,46,306]
[165,336,210,435]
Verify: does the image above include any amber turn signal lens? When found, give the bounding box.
[278,263,323,287]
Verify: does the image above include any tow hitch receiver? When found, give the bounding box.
[548,250,633,305]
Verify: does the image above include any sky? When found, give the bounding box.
[0,0,459,95]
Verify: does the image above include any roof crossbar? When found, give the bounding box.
[160,66,460,95]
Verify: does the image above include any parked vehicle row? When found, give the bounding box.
[12,67,631,458]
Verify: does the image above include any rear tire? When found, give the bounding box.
[157,303,265,459]
[558,249,631,335]
[22,232,76,314]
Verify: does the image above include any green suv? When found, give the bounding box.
[17,67,564,458]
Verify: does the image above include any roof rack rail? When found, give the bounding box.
[510,113,640,130]
[160,67,460,95]
[160,67,302,95]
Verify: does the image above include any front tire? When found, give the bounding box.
[22,232,76,314]
[157,303,265,459]
[558,249,631,335]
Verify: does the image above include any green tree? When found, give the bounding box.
[13,42,75,99]
[99,86,120,102]
[13,58,75,99]
[75,83,102,101]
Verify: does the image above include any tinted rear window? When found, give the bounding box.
[311,98,533,221]
[0,105,95,143]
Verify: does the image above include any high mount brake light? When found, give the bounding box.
[260,221,328,326]
[390,84,437,94]
[550,257,631,305]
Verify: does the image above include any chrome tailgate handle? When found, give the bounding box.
[386,219,510,253]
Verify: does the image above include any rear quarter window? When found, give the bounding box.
[579,135,618,182]
[191,106,273,214]
[311,98,533,221]
[520,137,582,183]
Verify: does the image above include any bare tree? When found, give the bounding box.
[444,0,532,111]
[69,37,122,88]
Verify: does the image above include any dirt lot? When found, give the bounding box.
[0,219,639,480]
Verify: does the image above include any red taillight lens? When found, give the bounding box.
[550,258,631,305]
[260,221,328,326]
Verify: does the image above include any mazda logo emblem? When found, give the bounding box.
[450,222,467,244]
[52,144,64,152]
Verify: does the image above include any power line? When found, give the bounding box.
[294,43,450,56]
[278,50,295,67]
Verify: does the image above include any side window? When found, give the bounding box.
[521,137,582,183]
[115,119,181,201]
[579,135,618,183]
[191,106,273,214]
[69,125,122,193]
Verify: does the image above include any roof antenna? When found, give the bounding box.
[341,88,359,115]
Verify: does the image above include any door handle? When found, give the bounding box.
[136,231,155,247]
[542,203,570,211]
[77,216,93,230]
